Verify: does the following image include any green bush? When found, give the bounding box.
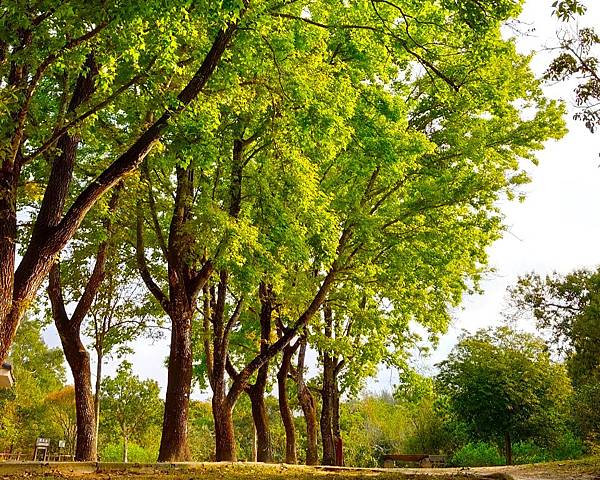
[450,442,505,467]
[513,440,549,464]
[551,431,584,460]
[100,443,157,463]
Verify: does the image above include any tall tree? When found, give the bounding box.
[0,0,247,364]
[46,188,121,460]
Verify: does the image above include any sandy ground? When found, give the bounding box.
[0,458,597,480]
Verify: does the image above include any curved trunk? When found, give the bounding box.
[298,385,319,465]
[158,310,193,461]
[277,344,297,464]
[249,385,272,462]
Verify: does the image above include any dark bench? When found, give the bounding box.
[382,454,447,468]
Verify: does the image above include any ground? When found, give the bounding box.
[0,457,597,480]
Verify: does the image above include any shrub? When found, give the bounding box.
[551,431,584,460]
[100,442,157,463]
[450,442,505,467]
[513,440,549,464]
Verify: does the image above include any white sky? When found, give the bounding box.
[374,0,600,391]
[42,0,600,398]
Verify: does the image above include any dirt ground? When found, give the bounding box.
[0,457,597,480]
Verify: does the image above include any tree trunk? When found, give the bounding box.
[94,348,103,457]
[277,343,297,464]
[213,395,237,461]
[505,431,512,466]
[158,310,193,461]
[56,326,97,461]
[320,306,336,466]
[321,364,335,466]
[297,338,318,466]
[248,385,271,462]
[123,435,128,463]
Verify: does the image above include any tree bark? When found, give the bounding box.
[123,435,128,463]
[320,306,336,466]
[277,342,298,464]
[93,347,103,457]
[505,431,512,466]
[213,393,237,461]
[248,385,271,462]
[157,308,194,461]
[297,337,318,465]
[245,282,273,463]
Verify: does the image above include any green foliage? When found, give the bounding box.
[450,442,505,467]
[437,327,573,453]
[546,1,600,132]
[100,361,163,460]
[509,269,600,442]
[100,442,158,463]
[0,318,67,453]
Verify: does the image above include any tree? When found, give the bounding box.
[0,0,248,365]
[46,188,121,460]
[45,386,77,456]
[0,317,66,453]
[437,327,572,465]
[508,269,600,440]
[101,362,163,463]
[546,0,600,132]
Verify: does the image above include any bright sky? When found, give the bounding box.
[374,0,600,391]
[42,1,600,398]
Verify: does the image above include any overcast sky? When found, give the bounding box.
[41,1,600,398]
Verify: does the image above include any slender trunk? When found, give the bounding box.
[57,328,97,461]
[248,385,271,462]
[320,306,335,466]
[505,431,512,466]
[94,348,103,456]
[277,344,297,464]
[321,363,335,466]
[123,435,128,463]
[246,283,273,463]
[332,382,343,467]
[158,310,193,461]
[297,338,318,465]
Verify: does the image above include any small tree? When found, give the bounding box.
[437,327,572,465]
[100,362,162,462]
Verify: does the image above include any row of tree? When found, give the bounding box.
[1,317,593,467]
[0,0,594,466]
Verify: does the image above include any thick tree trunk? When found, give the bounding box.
[158,310,193,461]
[277,343,297,464]
[213,394,237,461]
[505,431,512,466]
[248,385,271,462]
